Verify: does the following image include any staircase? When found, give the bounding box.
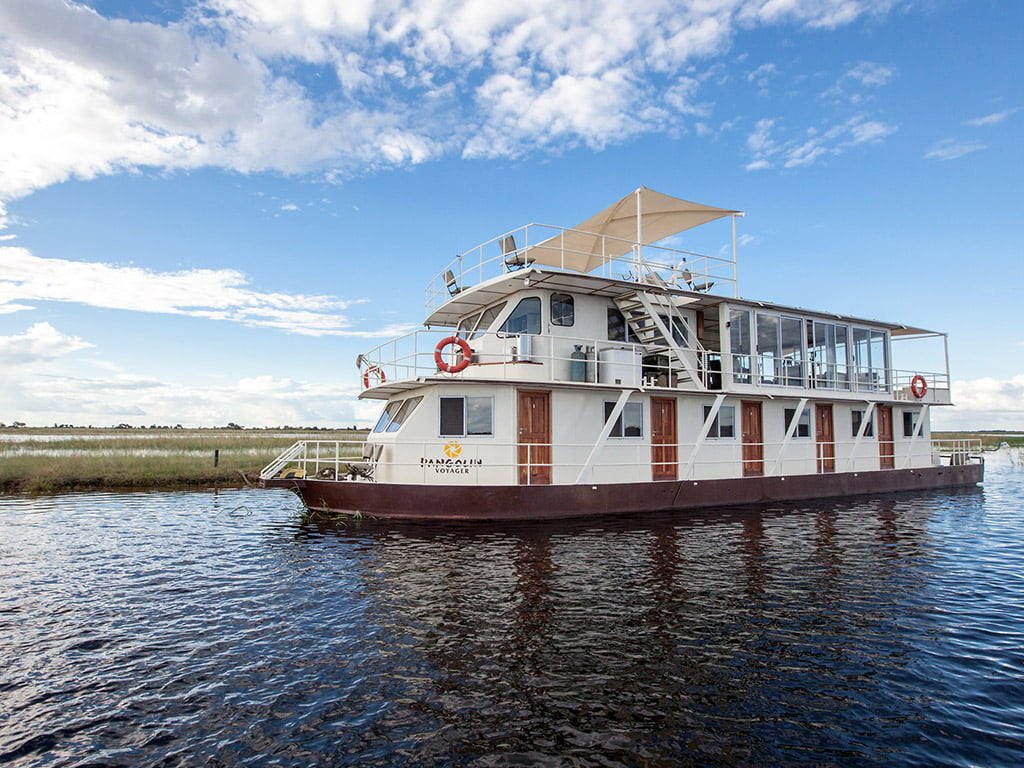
[614,290,707,390]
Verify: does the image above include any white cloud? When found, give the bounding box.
[0,247,410,337]
[925,138,986,161]
[745,114,896,170]
[4,368,371,427]
[932,375,1024,430]
[964,108,1018,127]
[0,0,904,207]
[0,321,92,365]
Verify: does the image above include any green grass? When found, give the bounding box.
[932,431,1024,449]
[0,428,368,493]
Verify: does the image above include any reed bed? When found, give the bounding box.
[0,428,367,493]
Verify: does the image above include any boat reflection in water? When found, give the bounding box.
[281,485,989,765]
[3,480,1016,767]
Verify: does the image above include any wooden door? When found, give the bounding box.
[877,405,894,469]
[815,403,835,473]
[741,401,764,476]
[518,390,551,485]
[651,397,678,481]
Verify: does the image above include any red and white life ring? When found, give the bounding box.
[910,375,927,399]
[362,365,386,388]
[434,336,472,373]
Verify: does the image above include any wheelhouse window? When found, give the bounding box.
[551,293,574,327]
[704,405,735,438]
[373,401,402,433]
[809,320,850,390]
[440,396,494,437]
[852,409,874,437]
[607,308,637,342]
[459,302,507,340]
[604,401,643,437]
[756,312,805,387]
[784,407,811,438]
[499,297,541,335]
[729,309,752,384]
[853,327,889,392]
[903,410,919,438]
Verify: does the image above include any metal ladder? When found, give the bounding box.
[614,290,707,390]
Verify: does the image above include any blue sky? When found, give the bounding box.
[0,0,1020,429]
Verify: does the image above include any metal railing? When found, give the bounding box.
[358,329,950,400]
[260,436,980,487]
[426,223,737,312]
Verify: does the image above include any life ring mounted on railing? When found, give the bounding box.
[910,374,928,399]
[362,365,386,389]
[434,336,472,374]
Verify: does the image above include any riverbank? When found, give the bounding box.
[0,428,367,493]
[1,428,1015,494]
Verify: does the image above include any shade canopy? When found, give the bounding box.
[522,186,740,273]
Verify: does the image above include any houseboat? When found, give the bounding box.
[261,187,983,520]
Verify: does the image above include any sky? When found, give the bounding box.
[0,0,1021,430]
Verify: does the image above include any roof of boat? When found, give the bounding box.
[424,266,941,337]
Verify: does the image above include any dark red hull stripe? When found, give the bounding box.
[263,463,984,521]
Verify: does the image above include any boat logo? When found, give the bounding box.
[443,441,462,458]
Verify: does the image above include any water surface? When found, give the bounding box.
[1,460,1022,766]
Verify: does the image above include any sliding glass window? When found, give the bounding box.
[756,313,805,386]
[809,321,850,390]
[852,328,889,392]
[729,309,752,384]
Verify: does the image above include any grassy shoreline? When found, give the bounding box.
[0,428,368,494]
[1,428,1017,495]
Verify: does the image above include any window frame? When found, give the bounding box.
[851,408,874,438]
[784,407,811,438]
[703,404,736,439]
[498,297,541,336]
[439,395,495,437]
[603,401,644,438]
[550,293,575,327]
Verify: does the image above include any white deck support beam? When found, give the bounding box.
[846,401,876,472]
[634,291,707,390]
[770,398,808,476]
[902,403,930,468]
[576,389,635,484]
[683,394,726,480]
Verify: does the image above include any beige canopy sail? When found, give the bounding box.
[521,186,740,274]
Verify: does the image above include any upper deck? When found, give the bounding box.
[356,188,952,407]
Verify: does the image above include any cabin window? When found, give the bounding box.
[784,407,811,438]
[386,397,422,433]
[852,409,874,437]
[809,321,850,390]
[471,302,507,339]
[456,312,481,340]
[604,401,643,437]
[704,405,735,438]
[499,297,541,335]
[756,312,805,386]
[729,309,752,384]
[373,400,404,433]
[551,293,574,327]
[607,308,637,342]
[375,397,424,433]
[903,410,919,438]
[852,327,889,392]
[440,396,494,437]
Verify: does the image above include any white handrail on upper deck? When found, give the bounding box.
[425,222,738,312]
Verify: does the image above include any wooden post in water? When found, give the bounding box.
[214,449,220,467]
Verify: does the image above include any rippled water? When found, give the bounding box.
[2,460,1023,767]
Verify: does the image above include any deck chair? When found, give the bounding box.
[347,442,383,480]
[679,269,714,292]
[501,235,531,271]
[444,269,462,297]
